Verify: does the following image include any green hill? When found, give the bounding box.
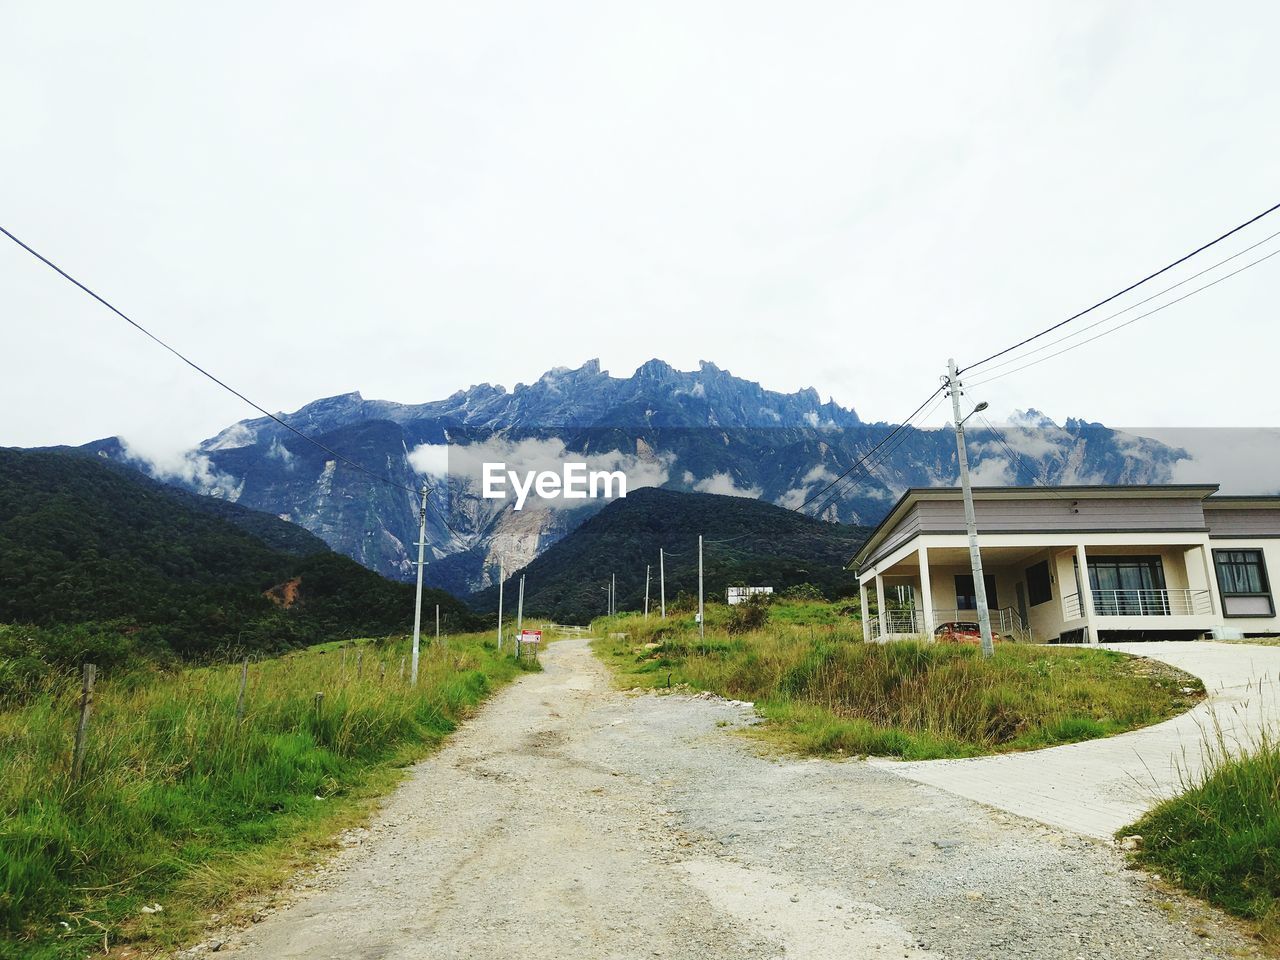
[469,487,868,623]
[0,448,476,669]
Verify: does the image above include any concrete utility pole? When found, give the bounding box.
[516,574,525,636]
[644,564,651,619]
[659,549,667,619]
[698,534,705,643]
[947,358,995,659]
[410,484,429,684]
[496,560,505,651]
[612,573,617,616]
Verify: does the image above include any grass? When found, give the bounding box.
[592,600,1204,759]
[0,630,534,959]
[1123,722,1280,949]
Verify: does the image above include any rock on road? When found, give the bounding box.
[211,639,1259,960]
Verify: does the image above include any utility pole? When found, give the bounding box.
[496,560,505,651]
[698,534,705,643]
[659,548,666,619]
[410,484,429,684]
[947,358,995,659]
[435,604,440,643]
[644,564,651,619]
[516,574,525,637]
[612,573,617,616]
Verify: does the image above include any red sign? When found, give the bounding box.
[519,629,542,643]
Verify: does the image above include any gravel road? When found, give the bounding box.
[203,639,1261,960]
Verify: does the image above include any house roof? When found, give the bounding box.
[850,484,1222,570]
[1203,495,1280,509]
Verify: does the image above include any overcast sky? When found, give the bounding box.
[4,2,1279,462]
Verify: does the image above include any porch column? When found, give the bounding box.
[1197,542,1220,617]
[875,573,887,640]
[858,576,871,643]
[918,546,935,637]
[1075,543,1096,644]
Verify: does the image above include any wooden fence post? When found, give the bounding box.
[399,655,405,679]
[314,691,324,716]
[235,657,249,723]
[356,649,363,679]
[71,663,96,783]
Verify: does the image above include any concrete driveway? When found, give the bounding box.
[871,641,1280,839]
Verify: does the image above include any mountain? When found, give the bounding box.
[467,487,870,624]
[79,360,1189,590]
[0,448,476,660]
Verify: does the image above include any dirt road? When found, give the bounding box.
[209,639,1259,960]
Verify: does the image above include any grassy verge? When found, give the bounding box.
[1123,725,1280,949]
[0,631,535,958]
[592,601,1203,759]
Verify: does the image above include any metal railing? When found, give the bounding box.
[1063,592,1082,620]
[866,606,1032,643]
[1093,588,1212,617]
[1063,588,1211,619]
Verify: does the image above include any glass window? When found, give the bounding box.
[1026,561,1052,606]
[1214,550,1274,618]
[954,574,998,611]
[1083,556,1167,616]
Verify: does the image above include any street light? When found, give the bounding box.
[959,400,989,426]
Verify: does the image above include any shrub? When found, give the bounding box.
[726,594,772,635]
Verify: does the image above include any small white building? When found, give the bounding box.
[851,485,1280,644]
[727,586,774,605]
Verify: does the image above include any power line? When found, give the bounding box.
[1,224,421,497]
[967,245,1280,389]
[808,390,949,518]
[968,227,1280,379]
[973,412,1076,505]
[958,199,1280,375]
[795,386,944,515]
[810,393,945,518]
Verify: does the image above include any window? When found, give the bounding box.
[1026,561,1052,606]
[1214,549,1275,618]
[955,574,998,611]
[1082,555,1167,616]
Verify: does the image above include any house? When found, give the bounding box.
[850,485,1280,643]
[727,586,773,605]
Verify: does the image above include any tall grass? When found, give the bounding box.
[593,602,1202,759]
[0,632,532,958]
[1125,720,1280,947]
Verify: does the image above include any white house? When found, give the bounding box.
[851,485,1280,644]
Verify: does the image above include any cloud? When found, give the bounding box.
[119,438,244,500]
[692,472,763,499]
[1135,428,1280,495]
[968,456,1013,486]
[408,443,451,478]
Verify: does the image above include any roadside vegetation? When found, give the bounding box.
[0,626,530,959]
[592,596,1204,760]
[1123,724,1280,948]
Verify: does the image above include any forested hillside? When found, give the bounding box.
[0,448,475,668]
[468,487,869,623]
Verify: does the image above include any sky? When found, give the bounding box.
[3,1,1280,464]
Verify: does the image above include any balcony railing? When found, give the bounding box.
[1063,588,1212,619]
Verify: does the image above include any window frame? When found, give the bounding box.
[954,574,999,611]
[1213,548,1275,619]
[1025,560,1052,607]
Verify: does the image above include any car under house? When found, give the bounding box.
[851,484,1280,644]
